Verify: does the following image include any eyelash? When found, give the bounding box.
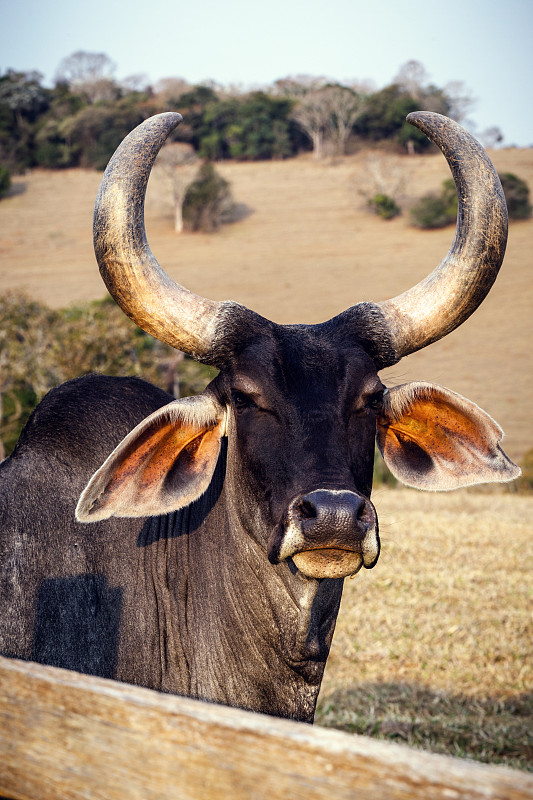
[232,390,383,415]
[365,391,384,412]
[232,391,256,411]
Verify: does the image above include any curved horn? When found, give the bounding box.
[376,112,508,360]
[94,112,227,359]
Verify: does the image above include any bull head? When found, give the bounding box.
[76,112,519,580]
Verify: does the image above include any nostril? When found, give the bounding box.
[355,498,367,520]
[297,499,317,520]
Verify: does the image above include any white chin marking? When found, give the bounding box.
[292,549,364,580]
[362,533,380,566]
[277,522,306,562]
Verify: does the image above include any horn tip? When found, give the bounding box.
[406,110,452,132]
[159,111,183,126]
[146,111,184,137]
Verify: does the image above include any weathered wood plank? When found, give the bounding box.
[0,655,531,800]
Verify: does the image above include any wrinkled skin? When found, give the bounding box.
[0,324,383,722]
[214,325,382,571]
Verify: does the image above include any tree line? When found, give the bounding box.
[0,54,482,177]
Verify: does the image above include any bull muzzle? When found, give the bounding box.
[269,489,380,580]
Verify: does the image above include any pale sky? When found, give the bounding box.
[1,0,532,146]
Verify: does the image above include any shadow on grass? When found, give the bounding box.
[315,683,533,772]
[223,202,254,224]
[5,180,27,198]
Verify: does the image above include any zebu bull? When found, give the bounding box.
[0,112,519,722]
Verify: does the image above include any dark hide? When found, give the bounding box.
[1,315,517,721]
[0,376,172,678]
[0,314,384,722]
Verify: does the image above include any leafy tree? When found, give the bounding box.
[189,91,296,161]
[179,84,219,108]
[0,70,49,128]
[499,173,532,220]
[271,119,294,159]
[0,70,50,170]
[355,85,420,145]
[183,163,233,231]
[368,193,401,220]
[33,83,87,167]
[0,164,10,198]
[34,117,76,168]
[356,75,454,152]
[60,100,147,169]
[396,114,432,152]
[0,293,216,457]
[198,97,240,159]
[228,92,294,160]
[173,84,221,149]
[410,179,457,229]
[47,81,86,117]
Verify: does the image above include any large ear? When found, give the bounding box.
[76,394,227,521]
[376,382,520,490]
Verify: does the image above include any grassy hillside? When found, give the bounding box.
[1,148,531,462]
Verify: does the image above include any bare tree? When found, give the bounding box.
[394,60,429,99]
[55,51,117,103]
[324,85,365,155]
[120,74,151,94]
[291,83,364,158]
[291,89,331,158]
[443,80,476,124]
[155,142,199,233]
[480,126,504,149]
[153,77,190,105]
[55,50,115,84]
[272,74,329,97]
[393,61,474,126]
[357,153,407,206]
[346,78,377,95]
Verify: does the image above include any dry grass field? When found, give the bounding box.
[1,144,532,768]
[317,487,533,769]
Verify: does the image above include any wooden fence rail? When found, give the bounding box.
[0,655,531,800]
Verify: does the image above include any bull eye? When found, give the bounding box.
[232,390,256,412]
[365,391,385,413]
